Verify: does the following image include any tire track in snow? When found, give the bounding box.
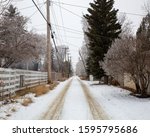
[41,79,72,120]
[79,79,109,120]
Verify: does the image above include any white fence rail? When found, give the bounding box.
[0,68,47,96]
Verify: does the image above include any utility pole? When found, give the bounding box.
[46,0,52,83]
[68,55,71,78]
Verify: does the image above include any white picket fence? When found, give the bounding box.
[0,68,48,96]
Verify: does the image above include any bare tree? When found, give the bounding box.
[103,36,150,96]
[143,0,150,14]
[102,13,150,97]
[0,0,12,15]
[76,17,89,78]
[51,45,72,77]
[0,5,46,68]
[76,58,86,77]
[118,13,133,37]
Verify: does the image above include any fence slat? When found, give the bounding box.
[0,68,48,95]
[0,68,63,97]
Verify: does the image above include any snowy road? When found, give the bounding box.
[79,80,108,120]
[3,76,150,120]
[41,77,108,120]
[41,79,73,120]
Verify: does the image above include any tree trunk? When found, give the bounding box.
[104,76,108,84]
[140,88,148,97]
[135,82,141,94]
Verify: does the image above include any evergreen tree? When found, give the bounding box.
[4,4,19,17]
[136,13,150,51]
[84,0,121,80]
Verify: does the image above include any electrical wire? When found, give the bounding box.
[51,0,88,9]
[58,0,68,45]
[51,5,64,45]
[53,2,82,18]
[35,25,115,40]
[31,0,121,63]
[51,0,145,17]
[36,0,45,15]
[34,23,84,34]
[28,3,45,19]
[31,0,63,72]
[0,0,13,15]
[31,0,51,29]
[51,23,84,34]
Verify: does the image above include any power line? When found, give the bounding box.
[51,5,64,45]
[31,0,66,73]
[51,0,145,17]
[29,2,121,42]
[36,0,46,16]
[20,1,145,17]
[51,24,124,40]
[32,0,52,82]
[31,0,51,29]
[51,32,67,73]
[53,2,82,18]
[52,26,83,35]
[35,27,83,36]
[0,0,13,15]
[34,24,122,41]
[13,2,45,11]
[34,25,119,40]
[51,33,58,52]
[60,35,82,39]
[58,0,68,45]
[34,23,84,34]
[119,11,145,17]
[28,3,45,19]
[51,24,83,34]
[51,0,87,9]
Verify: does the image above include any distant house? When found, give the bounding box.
[10,60,41,71]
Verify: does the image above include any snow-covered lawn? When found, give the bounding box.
[84,81,150,120]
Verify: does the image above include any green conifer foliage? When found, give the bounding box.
[84,0,121,79]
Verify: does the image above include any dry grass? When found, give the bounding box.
[21,98,33,106]
[6,114,11,117]
[49,82,59,90]
[121,86,136,93]
[14,81,59,99]
[11,108,16,112]
[79,76,88,80]
[58,78,68,82]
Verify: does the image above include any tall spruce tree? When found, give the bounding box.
[136,13,150,51]
[84,0,121,80]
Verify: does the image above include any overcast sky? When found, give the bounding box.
[12,0,147,70]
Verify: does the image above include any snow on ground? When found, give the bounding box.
[83,80,150,120]
[59,77,92,120]
[0,102,21,120]
[0,78,71,120]
[1,76,150,120]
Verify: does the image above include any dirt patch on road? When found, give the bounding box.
[41,79,72,120]
[79,80,109,120]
